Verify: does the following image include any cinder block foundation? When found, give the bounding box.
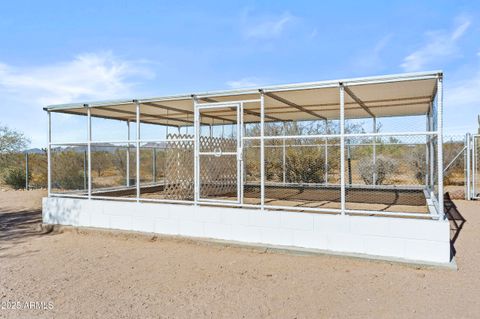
[43,197,451,264]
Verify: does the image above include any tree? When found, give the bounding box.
[0,124,30,153]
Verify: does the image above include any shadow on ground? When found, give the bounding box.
[444,192,466,258]
[0,209,53,251]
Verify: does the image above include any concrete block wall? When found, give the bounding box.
[43,198,451,264]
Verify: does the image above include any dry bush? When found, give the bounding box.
[52,150,85,190]
[357,155,396,185]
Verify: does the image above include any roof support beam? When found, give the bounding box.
[100,106,194,125]
[262,91,327,120]
[200,97,284,122]
[59,109,179,128]
[142,101,235,123]
[343,86,376,118]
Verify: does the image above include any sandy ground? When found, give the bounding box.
[0,190,479,318]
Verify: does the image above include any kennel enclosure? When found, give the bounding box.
[43,71,451,264]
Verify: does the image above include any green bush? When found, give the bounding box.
[4,167,30,189]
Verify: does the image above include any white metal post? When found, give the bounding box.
[237,103,242,203]
[87,106,92,199]
[436,76,444,219]
[83,151,87,190]
[324,119,328,184]
[425,115,430,188]
[126,120,130,187]
[135,101,140,201]
[260,91,265,210]
[282,136,286,184]
[193,98,199,205]
[466,133,471,200]
[240,102,245,205]
[340,85,346,215]
[372,117,377,185]
[47,111,51,196]
[473,135,477,199]
[429,105,434,195]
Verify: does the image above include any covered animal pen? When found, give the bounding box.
[43,71,451,264]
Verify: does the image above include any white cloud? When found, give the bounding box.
[226,77,263,89]
[401,16,471,71]
[0,52,155,146]
[351,34,393,72]
[0,52,154,106]
[241,11,294,39]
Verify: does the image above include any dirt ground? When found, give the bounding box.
[0,190,479,318]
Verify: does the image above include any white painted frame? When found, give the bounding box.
[195,102,243,204]
[46,72,445,221]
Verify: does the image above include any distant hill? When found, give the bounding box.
[24,148,45,154]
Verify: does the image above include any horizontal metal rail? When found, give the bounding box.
[243,131,438,140]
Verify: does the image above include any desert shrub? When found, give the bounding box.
[357,155,396,185]
[52,150,86,190]
[286,147,325,183]
[406,145,426,183]
[4,167,30,189]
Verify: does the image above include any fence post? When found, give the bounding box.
[83,150,87,190]
[282,133,286,184]
[126,120,130,187]
[152,148,157,183]
[324,119,328,185]
[429,105,434,197]
[436,75,444,219]
[340,84,346,215]
[260,90,265,210]
[47,111,51,196]
[25,152,29,190]
[465,133,471,200]
[87,105,92,199]
[135,100,140,202]
[193,96,199,206]
[425,115,430,189]
[372,117,377,185]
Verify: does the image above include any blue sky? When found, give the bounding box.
[0,0,479,147]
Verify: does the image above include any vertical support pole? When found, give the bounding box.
[47,111,51,196]
[25,152,29,190]
[237,103,242,203]
[152,148,157,183]
[260,91,265,210]
[466,133,471,200]
[436,75,444,219]
[340,84,346,215]
[83,150,87,190]
[87,105,92,199]
[282,125,286,184]
[240,103,245,205]
[126,120,130,187]
[324,120,328,185]
[193,97,199,205]
[372,117,377,185]
[425,115,430,188]
[135,101,140,201]
[473,135,477,199]
[429,104,434,195]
